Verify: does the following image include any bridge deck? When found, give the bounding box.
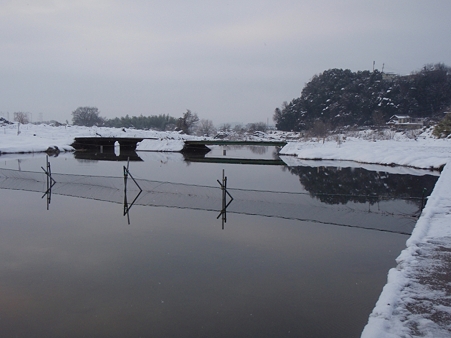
[184,140,287,147]
[72,137,144,151]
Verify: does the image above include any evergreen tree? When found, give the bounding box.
[433,113,451,138]
[103,114,177,130]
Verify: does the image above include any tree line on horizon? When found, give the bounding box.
[273,63,451,134]
[71,107,178,131]
[70,107,268,136]
[104,113,177,131]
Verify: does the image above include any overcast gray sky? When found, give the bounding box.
[1,0,450,125]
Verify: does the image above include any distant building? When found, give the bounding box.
[387,115,425,129]
[382,72,397,81]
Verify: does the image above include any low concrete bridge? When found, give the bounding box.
[71,137,145,151]
[182,140,287,153]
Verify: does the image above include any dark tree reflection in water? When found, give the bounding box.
[288,165,437,207]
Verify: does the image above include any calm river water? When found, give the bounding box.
[0,146,439,337]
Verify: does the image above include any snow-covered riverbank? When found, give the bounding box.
[280,132,450,171]
[2,123,450,170]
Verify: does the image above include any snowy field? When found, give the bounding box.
[1,122,451,337]
[0,123,190,154]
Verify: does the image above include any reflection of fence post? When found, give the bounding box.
[123,158,129,222]
[41,155,56,210]
[217,169,233,229]
[123,157,143,224]
[222,170,226,223]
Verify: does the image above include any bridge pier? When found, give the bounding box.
[181,143,211,154]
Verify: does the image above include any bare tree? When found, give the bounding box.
[218,123,232,132]
[176,109,199,134]
[309,120,330,139]
[233,124,245,134]
[72,107,104,126]
[247,122,267,132]
[196,119,216,136]
[14,112,30,124]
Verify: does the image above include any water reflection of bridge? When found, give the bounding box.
[0,168,415,234]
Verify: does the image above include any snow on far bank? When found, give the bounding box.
[1,123,75,153]
[280,157,440,177]
[280,132,451,171]
[2,123,450,172]
[0,123,197,154]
